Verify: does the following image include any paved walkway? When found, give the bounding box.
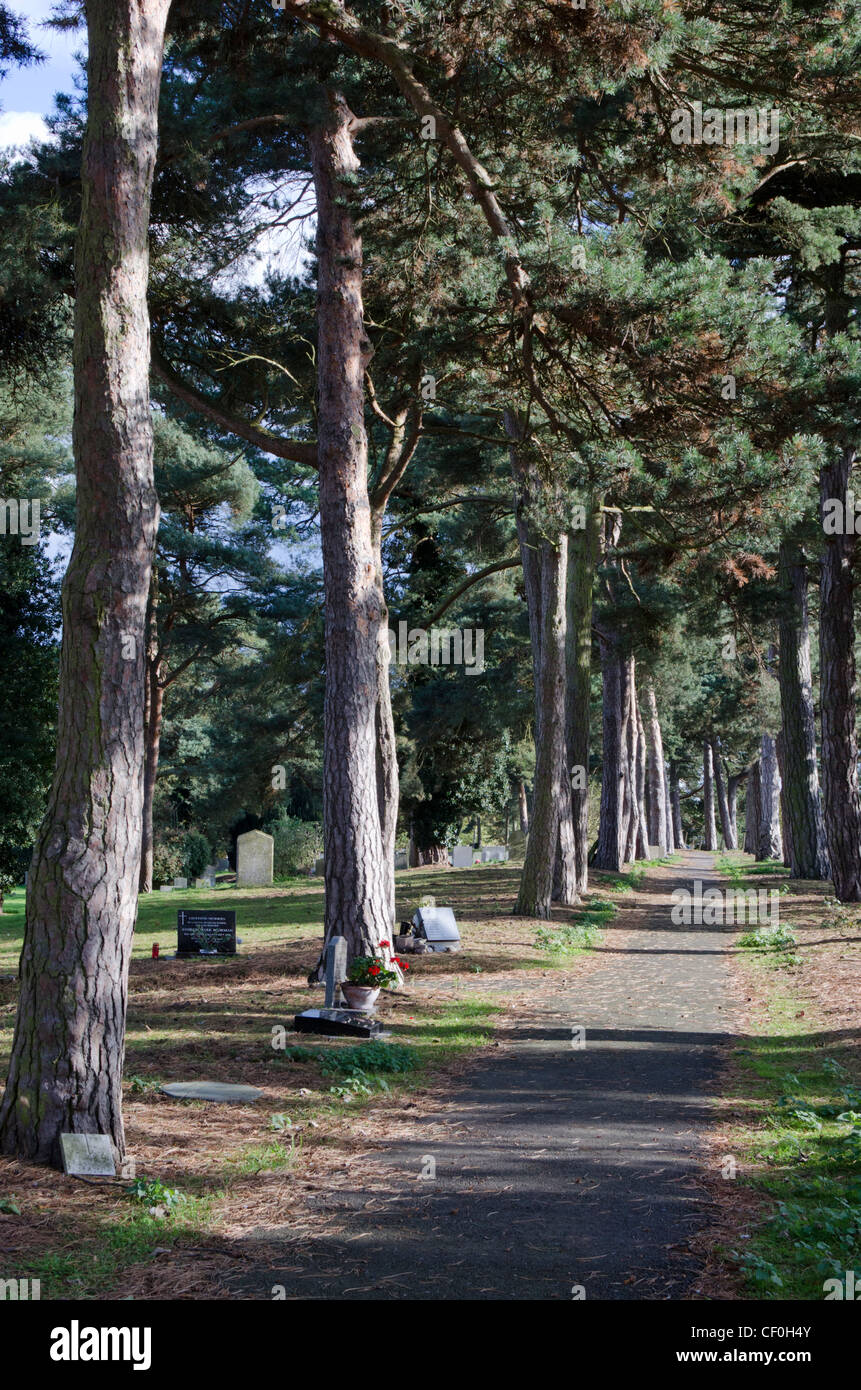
[225,850,736,1299]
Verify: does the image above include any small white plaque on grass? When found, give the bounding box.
[60,1132,117,1177]
[161,1081,263,1104]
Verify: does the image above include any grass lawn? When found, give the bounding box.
[713,852,861,1299]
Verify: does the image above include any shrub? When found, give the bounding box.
[182,829,212,880]
[152,835,183,889]
[270,814,323,876]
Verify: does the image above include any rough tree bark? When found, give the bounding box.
[664,766,675,854]
[518,780,529,836]
[669,761,686,849]
[711,738,735,850]
[819,445,861,897]
[310,91,390,959]
[595,634,628,871]
[758,733,783,862]
[727,770,746,852]
[644,680,668,854]
[777,538,829,879]
[744,763,761,855]
[702,740,718,851]
[566,498,601,893]
[0,0,170,1167]
[515,534,576,916]
[635,693,649,860]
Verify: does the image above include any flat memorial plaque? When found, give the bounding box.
[161,1081,262,1103]
[413,905,461,950]
[293,1008,389,1039]
[60,1132,117,1177]
[177,909,236,957]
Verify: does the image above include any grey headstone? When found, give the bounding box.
[161,1081,263,1103]
[451,846,474,868]
[236,830,274,887]
[159,885,173,893]
[394,848,408,871]
[173,876,188,890]
[324,935,348,1008]
[60,1132,117,1177]
[314,855,325,877]
[216,857,230,872]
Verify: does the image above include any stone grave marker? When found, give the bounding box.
[177,909,236,957]
[161,1081,263,1103]
[314,855,325,876]
[237,830,274,887]
[451,845,474,868]
[159,885,173,893]
[293,1009,389,1039]
[324,935,348,1008]
[394,848,408,870]
[174,876,188,890]
[60,1133,116,1177]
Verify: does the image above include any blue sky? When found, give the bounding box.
[0,1,82,146]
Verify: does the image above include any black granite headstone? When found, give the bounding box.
[177,909,237,957]
[293,1008,389,1039]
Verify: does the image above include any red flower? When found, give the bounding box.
[369,965,381,976]
[380,940,391,948]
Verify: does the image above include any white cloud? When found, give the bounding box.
[0,111,51,150]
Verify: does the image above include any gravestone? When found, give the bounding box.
[293,1009,389,1039]
[314,855,325,877]
[237,830,274,887]
[60,1133,116,1177]
[174,876,188,890]
[324,935,348,1008]
[159,885,173,893]
[451,845,474,868]
[412,905,461,953]
[177,909,236,957]
[481,845,508,863]
[394,848,408,871]
[161,1081,262,1103]
[216,857,230,872]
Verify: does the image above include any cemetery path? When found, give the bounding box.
[222,850,738,1300]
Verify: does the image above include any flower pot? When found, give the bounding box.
[341,984,381,1013]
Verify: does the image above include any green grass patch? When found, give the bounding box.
[534,897,616,957]
[716,855,861,1298]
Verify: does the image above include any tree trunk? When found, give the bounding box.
[644,680,668,853]
[664,765,675,853]
[516,534,576,915]
[594,635,627,871]
[311,92,390,961]
[819,444,861,898]
[776,732,793,869]
[634,694,649,860]
[702,740,718,851]
[819,261,861,900]
[371,509,398,925]
[416,843,447,866]
[711,738,735,849]
[517,780,529,836]
[566,497,600,893]
[777,538,829,879]
[758,733,783,862]
[0,0,169,1168]
[139,660,164,894]
[744,763,761,854]
[727,771,745,851]
[670,761,685,849]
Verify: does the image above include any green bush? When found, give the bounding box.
[270,813,323,876]
[152,835,183,889]
[182,829,212,880]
